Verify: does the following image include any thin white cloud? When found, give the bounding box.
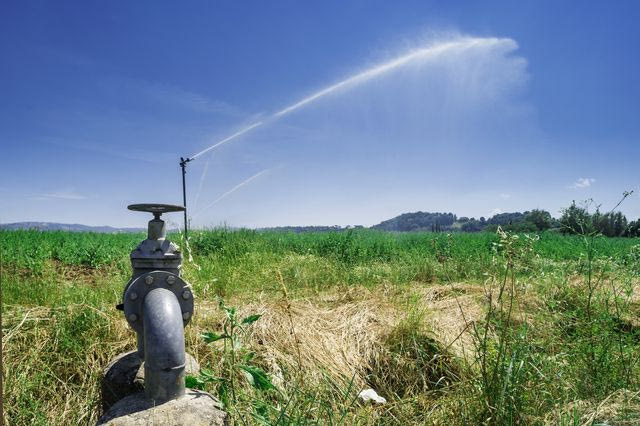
[44,137,174,164]
[499,193,511,200]
[39,190,88,200]
[142,83,242,116]
[490,208,503,216]
[570,177,595,189]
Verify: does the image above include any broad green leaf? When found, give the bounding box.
[185,375,205,390]
[241,314,262,325]
[201,331,229,343]
[239,365,274,391]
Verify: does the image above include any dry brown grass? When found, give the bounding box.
[187,284,470,408]
[192,288,401,390]
[416,284,485,360]
[545,389,640,425]
[2,304,132,425]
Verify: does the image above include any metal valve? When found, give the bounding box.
[117,203,194,403]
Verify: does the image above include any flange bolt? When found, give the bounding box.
[130,292,138,301]
[128,313,138,322]
[166,275,176,285]
[182,290,191,300]
[182,312,191,320]
[145,276,154,285]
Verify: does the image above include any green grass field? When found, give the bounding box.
[3,229,640,424]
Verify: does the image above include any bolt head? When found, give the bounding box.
[129,292,138,301]
[166,275,176,285]
[182,312,191,320]
[128,313,138,322]
[182,290,191,300]
[145,276,154,285]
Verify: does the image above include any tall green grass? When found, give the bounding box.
[3,228,640,424]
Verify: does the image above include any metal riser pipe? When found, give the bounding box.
[142,288,186,402]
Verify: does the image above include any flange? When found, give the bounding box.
[123,270,194,333]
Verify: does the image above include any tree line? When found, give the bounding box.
[559,201,640,237]
[372,203,640,237]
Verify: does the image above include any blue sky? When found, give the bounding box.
[2,1,639,228]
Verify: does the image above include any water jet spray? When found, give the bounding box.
[178,37,507,231]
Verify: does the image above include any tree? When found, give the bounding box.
[613,211,627,237]
[461,220,483,232]
[525,209,552,231]
[559,201,593,235]
[591,210,628,237]
[625,220,640,237]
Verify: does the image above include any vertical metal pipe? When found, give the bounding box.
[142,288,186,403]
[136,331,145,359]
[180,158,189,241]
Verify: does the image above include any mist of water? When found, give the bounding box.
[188,36,501,160]
[192,168,271,217]
[190,121,264,160]
[189,36,515,222]
[192,152,212,211]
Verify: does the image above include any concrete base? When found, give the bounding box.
[101,351,200,412]
[97,390,227,425]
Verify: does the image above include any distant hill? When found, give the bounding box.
[258,225,364,233]
[0,222,145,233]
[372,212,457,232]
[372,210,552,233]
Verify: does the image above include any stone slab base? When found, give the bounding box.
[97,390,226,425]
[101,351,200,412]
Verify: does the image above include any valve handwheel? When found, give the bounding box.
[128,204,185,218]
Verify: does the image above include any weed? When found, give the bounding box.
[195,299,274,421]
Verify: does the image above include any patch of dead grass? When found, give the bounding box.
[545,389,640,425]
[195,290,400,389]
[416,284,485,360]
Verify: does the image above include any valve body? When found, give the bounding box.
[120,204,193,403]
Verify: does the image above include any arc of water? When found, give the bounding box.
[192,168,272,218]
[272,37,492,117]
[187,37,505,222]
[187,37,500,161]
[190,121,264,160]
[192,152,212,211]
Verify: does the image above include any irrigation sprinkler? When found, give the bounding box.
[179,157,192,241]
